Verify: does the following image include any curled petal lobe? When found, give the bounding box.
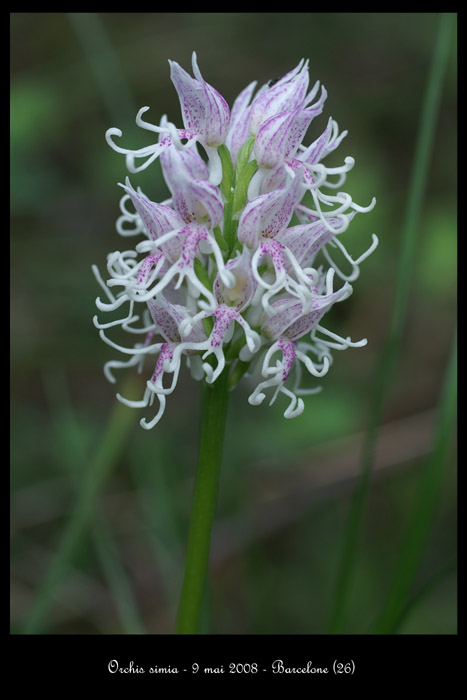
[106,118,199,174]
[120,178,184,240]
[275,215,355,268]
[147,295,206,344]
[260,271,352,342]
[300,116,348,165]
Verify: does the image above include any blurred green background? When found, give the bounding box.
[10,12,457,634]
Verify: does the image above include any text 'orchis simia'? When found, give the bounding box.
[93,52,378,429]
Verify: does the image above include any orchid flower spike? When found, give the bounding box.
[95,53,378,427]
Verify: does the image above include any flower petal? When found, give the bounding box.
[214,246,257,310]
[248,59,310,135]
[160,144,224,226]
[237,173,304,248]
[225,80,258,166]
[169,52,230,147]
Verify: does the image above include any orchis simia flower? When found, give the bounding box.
[94,51,378,430]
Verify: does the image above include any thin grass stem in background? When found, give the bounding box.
[67,12,137,124]
[372,332,457,633]
[129,445,185,621]
[329,12,456,634]
[41,371,145,634]
[388,556,457,634]
[22,375,139,634]
[92,525,145,634]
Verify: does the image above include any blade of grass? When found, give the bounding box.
[92,525,145,634]
[42,371,145,634]
[372,332,457,633]
[129,442,185,619]
[22,374,140,634]
[329,12,456,634]
[67,12,137,124]
[386,556,457,634]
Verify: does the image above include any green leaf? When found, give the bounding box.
[193,257,213,291]
[236,136,256,172]
[233,160,258,219]
[213,225,229,255]
[217,144,234,201]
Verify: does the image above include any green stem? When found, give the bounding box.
[328,12,455,634]
[176,368,230,634]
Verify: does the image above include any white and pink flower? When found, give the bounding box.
[94,52,378,428]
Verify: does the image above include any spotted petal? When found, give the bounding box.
[160,144,224,226]
[248,59,311,135]
[261,276,352,342]
[237,173,304,249]
[169,51,230,147]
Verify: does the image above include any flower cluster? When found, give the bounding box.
[93,53,377,429]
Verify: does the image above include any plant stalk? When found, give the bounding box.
[176,368,230,634]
